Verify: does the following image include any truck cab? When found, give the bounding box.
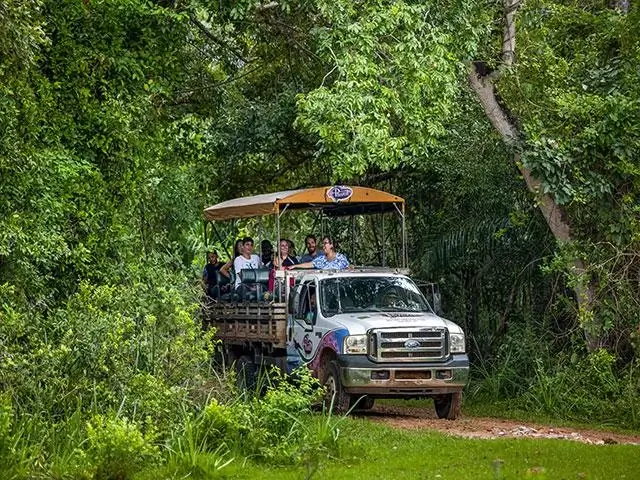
[286,269,467,418]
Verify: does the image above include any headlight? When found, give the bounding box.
[343,335,367,354]
[450,332,465,354]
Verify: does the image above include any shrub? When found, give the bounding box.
[250,367,332,464]
[469,324,554,401]
[189,367,335,465]
[85,415,160,480]
[468,320,640,428]
[257,366,323,439]
[199,398,253,450]
[162,415,234,480]
[524,348,629,422]
[1,269,215,434]
[0,395,31,480]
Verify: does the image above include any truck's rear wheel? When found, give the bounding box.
[350,395,375,410]
[322,360,350,413]
[434,392,462,420]
[236,355,256,392]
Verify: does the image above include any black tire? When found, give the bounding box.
[350,395,375,410]
[434,392,462,420]
[236,355,256,392]
[274,356,289,375]
[258,356,288,394]
[322,360,351,413]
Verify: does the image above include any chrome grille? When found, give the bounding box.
[369,327,447,362]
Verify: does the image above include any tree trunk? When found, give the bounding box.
[468,59,600,349]
[467,64,571,243]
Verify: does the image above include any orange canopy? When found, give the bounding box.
[204,186,405,221]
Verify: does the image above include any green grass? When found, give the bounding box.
[140,417,640,480]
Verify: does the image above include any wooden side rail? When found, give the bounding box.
[204,302,288,347]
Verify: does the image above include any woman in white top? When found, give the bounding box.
[232,236,262,289]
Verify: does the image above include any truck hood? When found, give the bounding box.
[327,312,463,335]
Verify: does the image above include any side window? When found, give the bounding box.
[306,283,317,320]
[289,285,302,317]
[295,281,317,323]
[293,284,308,320]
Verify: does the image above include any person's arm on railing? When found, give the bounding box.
[289,261,313,269]
[219,259,232,278]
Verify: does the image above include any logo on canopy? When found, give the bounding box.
[326,185,353,203]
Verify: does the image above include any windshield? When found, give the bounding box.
[319,277,431,317]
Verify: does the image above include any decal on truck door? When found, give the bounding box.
[292,327,349,369]
[302,334,313,355]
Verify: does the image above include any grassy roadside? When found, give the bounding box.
[141,417,640,480]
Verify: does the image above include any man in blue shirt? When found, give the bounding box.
[300,234,319,263]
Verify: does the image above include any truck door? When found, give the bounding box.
[291,280,323,363]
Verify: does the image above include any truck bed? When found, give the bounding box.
[204,301,288,348]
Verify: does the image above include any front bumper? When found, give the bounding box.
[337,354,469,397]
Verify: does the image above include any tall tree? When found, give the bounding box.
[470,0,640,350]
[467,0,584,338]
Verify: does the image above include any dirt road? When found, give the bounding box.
[357,405,640,445]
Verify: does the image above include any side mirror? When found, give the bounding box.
[421,283,443,316]
[432,290,442,316]
[289,285,302,316]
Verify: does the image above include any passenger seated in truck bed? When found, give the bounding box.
[261,239,273,267]
[232,237,262,291]
[219,239,244,279]
[202,251,224,297]
[300,234,319,263]
[272,238,298,268]
[290,235,349,270]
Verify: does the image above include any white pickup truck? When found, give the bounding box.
[202,186,469,419]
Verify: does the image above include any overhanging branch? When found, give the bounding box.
[502,0,521,66]
[189,14,249,64]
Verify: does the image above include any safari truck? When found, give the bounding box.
[202,186,469,419]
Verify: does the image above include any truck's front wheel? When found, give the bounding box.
[322,360,350,413]
[236,355,256,392]
[434,392,462,420]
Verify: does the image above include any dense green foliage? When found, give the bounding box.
[1,0,640,477]
[1,0,210,411]
[500,1,640,348]
[0,367,336,479]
